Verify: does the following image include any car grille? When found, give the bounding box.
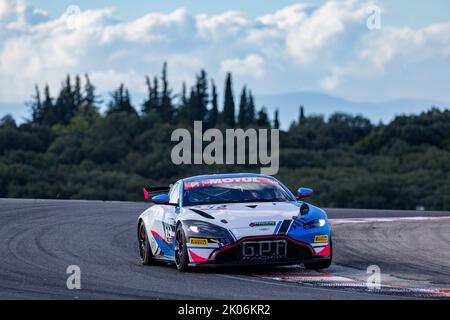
[212,236,313,264]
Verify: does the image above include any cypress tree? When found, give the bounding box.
[208,79,218,128]
[42,84,55,126]
[54,75,79,124]
[222,72,235,127]
[247,90,256,124]
[256,107,270,127]
[238,86,248,127]
[161,62,173,122]
[187,87,196,123]
[85,74,95,106]
[194,69,208,122]
[181,82,188,107]
[274,109,280,129]
[80,74,99,124]
[30,85,43,124]
[176,82,189,124]
[142,76,152,114]
[74,75,83,109]
[299,105,305,125]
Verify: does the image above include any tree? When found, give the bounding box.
[77,74,100,125]
[84,74,98,107]
[274,109,280,129]
[256,107,270,127]
[161,62,174,123]
[176,82,189,124]
[181,82,188,107]
[74,75,83,109]
[299,106,305,125]
[29,85,43,124]
[142,75,160,115]
[222,72,235,127]
[207,79,219,128]
[246,90,256,125]
[41,85,55,126]
[238,86,248,127]
[0,114,16,128]
[191,69,208,122]
[107,83,137,115]
[54,75,78,125]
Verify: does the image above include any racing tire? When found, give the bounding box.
[174,224,189,272]
[138,222,153,265]
[304,239,333,270]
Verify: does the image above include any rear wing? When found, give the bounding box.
[143,187,171,200]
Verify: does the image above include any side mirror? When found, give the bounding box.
[151,194,170,205]
[297,187,313,200]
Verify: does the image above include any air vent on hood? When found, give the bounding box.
[190,208,214,219]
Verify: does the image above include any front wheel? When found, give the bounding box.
[174,224,189,272]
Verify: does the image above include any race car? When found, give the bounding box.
[137,173,332,271]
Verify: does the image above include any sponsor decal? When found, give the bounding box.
[249,221,277,227]
[184,177,278,190]
[189,238,209,246]
[314,235,329,243]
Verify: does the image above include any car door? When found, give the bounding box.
[161,182,180,250]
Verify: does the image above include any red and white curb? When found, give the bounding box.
[252,272,450,298]
[329,216,450,226]
[250,216,450,298]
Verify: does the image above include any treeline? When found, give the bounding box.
[1,64,450,210]
[28,63,276,130]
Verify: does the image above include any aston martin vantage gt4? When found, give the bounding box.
[137,173,332,271]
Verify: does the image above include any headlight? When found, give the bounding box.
[183,220,234,243]
[304,218,326,229]
[188,225,200,233]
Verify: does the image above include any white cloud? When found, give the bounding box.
[0,0,48,29]
[321,66,346,91]
[0,0,449,110]
[360,22,450,69]
[221,54,265,77]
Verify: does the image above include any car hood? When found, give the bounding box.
[184,201,304,238]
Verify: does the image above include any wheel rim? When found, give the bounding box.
[139,224,146,259]
[175,230,184,266]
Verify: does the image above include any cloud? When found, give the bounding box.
[0,0,449,110]
[360,22,450,69]
[221,54,265,77]
[321,66,346,91]
[0,0,48,29]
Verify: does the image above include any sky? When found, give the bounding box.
[1,0,450,121]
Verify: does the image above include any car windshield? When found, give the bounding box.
[182,177,293,206]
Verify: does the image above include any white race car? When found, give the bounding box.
[137,173,332,271]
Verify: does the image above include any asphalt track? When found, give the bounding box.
[0,199,449,300]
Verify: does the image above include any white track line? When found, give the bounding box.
[329,216,450,225]
[253,273,450,297]
[252,216,450,298]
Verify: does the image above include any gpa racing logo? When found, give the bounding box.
[249,221,276,227]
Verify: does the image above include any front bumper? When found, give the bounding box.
[188,235,330,267]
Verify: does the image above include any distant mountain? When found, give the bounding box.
[2,91,449,131]
[256,91,449,129]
